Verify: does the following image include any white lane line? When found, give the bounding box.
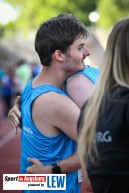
[0,130,17,148]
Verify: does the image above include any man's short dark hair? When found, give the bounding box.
[35,12,88,66]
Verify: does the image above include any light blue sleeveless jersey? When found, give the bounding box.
[20,80,80,193]
[75,65,99,84]
[64,65,99,95]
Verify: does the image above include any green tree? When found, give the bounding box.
[5,0,97,31]
[98,0,129,27]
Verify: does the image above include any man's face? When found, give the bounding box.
[63,35,90,74]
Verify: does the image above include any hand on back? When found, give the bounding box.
[8,95,21,134]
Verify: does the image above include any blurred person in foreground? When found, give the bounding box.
[8,12,100,193]
[8,12,92,193]
[78,17,129,193]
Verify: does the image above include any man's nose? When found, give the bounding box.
[84,47,90,58]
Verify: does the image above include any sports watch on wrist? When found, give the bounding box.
[52,163,61,174]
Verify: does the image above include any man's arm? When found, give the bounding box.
[66,74,95,108]
[27,153,81,174]
[66,74,94,192]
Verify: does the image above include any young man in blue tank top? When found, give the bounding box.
[9,65,99,193]
[8,13,99,193]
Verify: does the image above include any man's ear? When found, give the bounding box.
[54,50,63,62]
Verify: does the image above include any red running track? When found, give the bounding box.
[0,100,22,193]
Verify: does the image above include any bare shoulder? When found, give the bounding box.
[32,92,72,121]
[67,73,94,90]
[32,92,80,141]
[66,74,95,108]
[34,91,75,109]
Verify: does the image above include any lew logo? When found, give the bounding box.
[47,175,65,188]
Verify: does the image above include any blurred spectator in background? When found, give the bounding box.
[15,58,32,91]
[1,67,14,117]
[0,62,22,118]
[31,62,41,78]
[1,66,21,117]
[0,58,40,119]
[0,67,5,119]
[0,68,5,96]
